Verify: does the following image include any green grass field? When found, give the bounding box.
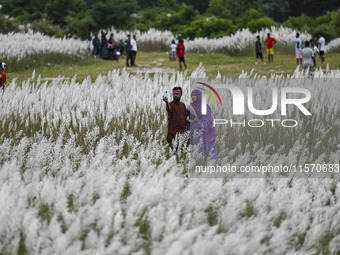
[7,52,340,84]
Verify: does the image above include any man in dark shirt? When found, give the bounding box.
[125,34,132,67]
[163,87,188,145]
[255,35,263,64]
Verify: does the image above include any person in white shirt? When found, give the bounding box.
[170,39,177,60]
[318,33,325,64]
[130,35,138,66]
[302,40,315,75]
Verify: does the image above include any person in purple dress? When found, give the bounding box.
[188,89,218,162]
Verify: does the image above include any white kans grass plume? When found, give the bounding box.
[1,27,340,56]
[0,30,90,60]
[107,26,315,54]
[185,26,312,54]
[0,66,340,254]
[326,38,340,53]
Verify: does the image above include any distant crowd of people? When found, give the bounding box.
[91,31,139,66]
[89,30,328,75]
[255,32,326,74]
[91,31,126,61]
[91,31,187,70]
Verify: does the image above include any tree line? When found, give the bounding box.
[0,0,339,41]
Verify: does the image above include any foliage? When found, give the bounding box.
[206,0,233,19]
[330,9,340,36]
[234,8,279,33]
[65,11,97,39]
[247,17,279,33]
[236,8,264,28]
[159,4,199,30]
[91,0,139,30]
[0,14,21,34]
[0,0,339,41]
[282,10,339,40]
[182,17,237,39]
[29,20,65,38]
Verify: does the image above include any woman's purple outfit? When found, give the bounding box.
[189,89,218,161]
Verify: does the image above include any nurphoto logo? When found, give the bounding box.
[197,81,312,128]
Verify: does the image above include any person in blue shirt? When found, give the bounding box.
[295,33,303,65]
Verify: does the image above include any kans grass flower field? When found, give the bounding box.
[0,29,340,254]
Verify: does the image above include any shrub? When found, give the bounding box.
[182,17,238,39]
[247,17,279,33]
[29,20,65,38]
[282,13,316,30]
[0,14,20,33]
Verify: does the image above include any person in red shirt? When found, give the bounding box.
[266,33,276,63]
[176,39,187,71]
[0,62,6,92]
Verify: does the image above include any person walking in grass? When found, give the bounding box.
[255,35,264,64]
[0,62,7,93]
[266,33,276,63]
[318,33,325,65]
[177,39,187,71]
[295,33,303,65]
[302,41,315,75]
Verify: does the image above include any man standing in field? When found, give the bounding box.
[295,33,303,65]
[125,34,132,67]
[255,35,264,64]
[92,33,100,59]
[302,41,315,75]
[130,35,138,67]
[0,62,6,93]
[266,33,276,63]
[177,39,187,71]
[163,87,188,146]
[318,33,325,65]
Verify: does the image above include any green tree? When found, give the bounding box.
[206,0,233,19]
[30,20,65,37]
[46,0,86,27]
[182,16,237,39]
[282,13,317,30]
[235,8,264,28]
[247,17,278,32]
[178,0,210,14]
[158,4,199,31]
[0,0,48,17]
[66,11,98,39]
[330,8,340,36]
[91,0,139,30]
[0,14,20,33]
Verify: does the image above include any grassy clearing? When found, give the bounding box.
[7,52,340,84]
